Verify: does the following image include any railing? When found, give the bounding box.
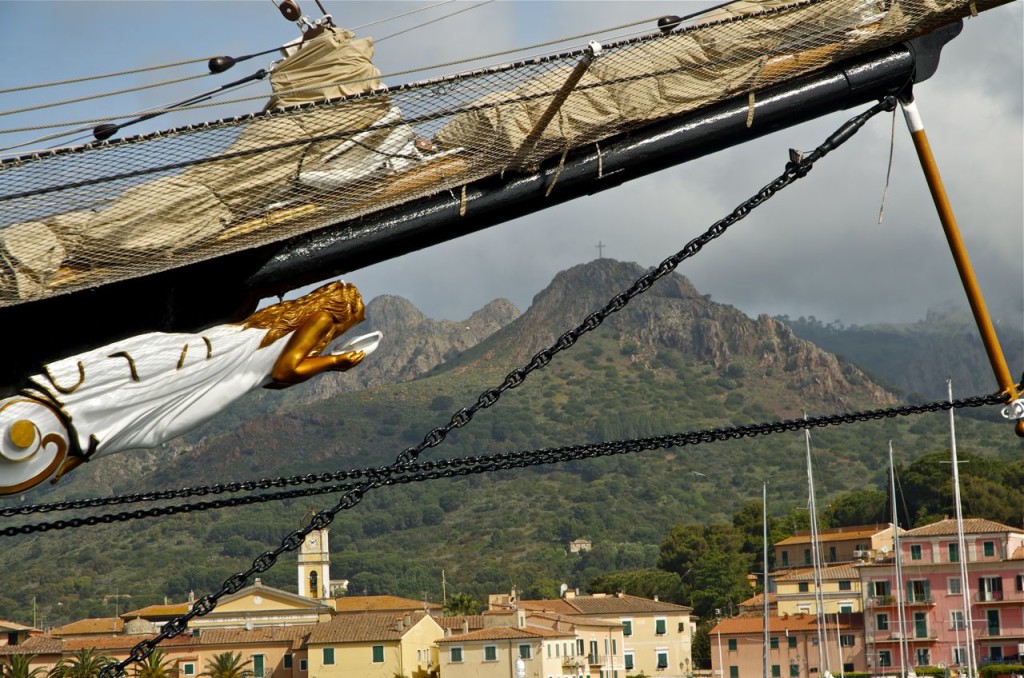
[563,658,586,669]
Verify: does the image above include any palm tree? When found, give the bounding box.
[133,651,174,678]
[50,648,114,678]
[1,655,48,678]
[200,653,252,678]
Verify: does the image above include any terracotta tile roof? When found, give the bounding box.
[308,611,430,644]
[1011,545,1024,560]
[437,616,487,631]
[50,618,124,636]
[738,592,777,608]
[558,594,692,615]
[62,635,195,651]
[0,620,36,632]
[332,595,441,613]
[775,525,888,547]
[514,599,579,615]
[775,564,862,582]
[121,603,191,619]
[0,635,63,655]
[198,625,314,648]
[710,614,863,636]
[526,611,621,629]
[902,518,1022,538]
[437,626,573,644]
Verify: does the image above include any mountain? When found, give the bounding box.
[778,306,1024,402]
[2,259,1018,627]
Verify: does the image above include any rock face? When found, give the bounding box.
[287,294,522,403]
[474,259,894,411]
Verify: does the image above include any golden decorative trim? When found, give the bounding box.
[107,351,140,382]
[9,420,37,451]
[177,343,189,370]
[42,361,85,395]
[203,336,213,359]
[746,92,756,128]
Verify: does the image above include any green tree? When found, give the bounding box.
[825,489,887,527]
[443,593,482,616]
[51,649,115,678]
[1,655,47,678]
[200,653,252,678]
[134,650,175,678]
[588,570,683,604]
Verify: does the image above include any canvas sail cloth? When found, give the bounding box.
[0,0,1007,306]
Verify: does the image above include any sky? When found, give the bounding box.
[0,0,1021,328]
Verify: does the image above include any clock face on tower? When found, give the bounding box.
[305,533,319,549]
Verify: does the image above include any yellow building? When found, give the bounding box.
[774,564,864,616]
[188,579,333,630]
[774,525,897,569]
[438,626,577,678]
[305,610,443,678]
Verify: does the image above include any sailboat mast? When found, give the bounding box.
[805,427,829,675]
[949,380,977,678]
[889,441,911,678]
[764,481,770,678]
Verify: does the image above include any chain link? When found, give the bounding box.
[84,97,903,678]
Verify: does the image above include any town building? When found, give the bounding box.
[438,625,577,678]
[774,564,864,616]
[858,517,1024,672]
[306,611,443,678]
[774,525,897,570]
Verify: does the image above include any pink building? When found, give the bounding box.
[858,518,1024,673]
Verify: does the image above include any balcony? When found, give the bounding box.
[563,658,586,670]
[975,591,1024,604]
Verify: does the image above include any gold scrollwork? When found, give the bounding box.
[107,351,140,382]
[42,361,85,394]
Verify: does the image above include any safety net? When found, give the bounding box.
[0,0,1004,307]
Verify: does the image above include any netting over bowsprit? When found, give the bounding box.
[0,0,1002,308]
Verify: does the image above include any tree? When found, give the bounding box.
[443,593,482,616]
[825,489,888,527]
[51,649,115,678]
[200,653,253,678]
[588,570,684,604]
[1,655,47,678]
[134,650,175,678]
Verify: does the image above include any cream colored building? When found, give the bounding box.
[438,626,577,678]
[306,610,443,678]
[188,579,332,630]
[773,564,864,616]
[774,525,897,569]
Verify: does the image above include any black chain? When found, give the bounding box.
[93,98,898,678]
[392,96,898,466]
[5,386,1013,539]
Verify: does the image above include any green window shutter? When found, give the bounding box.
[730,667,739,678]
[322,648,334,666]
[623,620,632,637]
[485,646,497,661]
[788,636,797,649]
[656,619,667,635]
[770,637,779,650]
[625,654,634,671]
[728,639,737,651]
[790,665,800,677]
[283,655,292,669]
[772,665,781,677]
[373,645,385,663]
[252,656,265,678]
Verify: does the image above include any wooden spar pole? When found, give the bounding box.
[899,94,1024,437]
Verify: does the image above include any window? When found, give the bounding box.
[914,612,928,639]
[624,653,634,671]
[622,620,633,637]
[770,637,779,650]
[872,581,890,597]
[519,644,532,660]
[879,650,892,668]
[986,609,1000,636]
[298,660,307,673]
[798,582,809,593]
[983,541,996,557]
[915,649,930,666]
[655,618,667,635]
[781,551,789,566]
[729,666,739,678]
[953,646,966,665]
[839,604,853,614]
[283,656,292,670]
[657,652,669,670]
[828,546,837,562]
[843,664,854,674]
[907,579,931,603]
[252,656,265,678]
[788,637,797,649]
[578,640,585,656]
[876,613,889,631]
[980,576,1004,601]
[790,665,800,677]
[450,646,464,663]
[840,635,854,648]
[728,639,737,651]
[949,577,962,595]
[612,639,617,655]
[772,665,781,678]
[590,641,598,664]
[484,645,498,662]
[951,610,965,630]
[803,549,811,565]
[948,543,959,562]
[990,646,1004,662]
[1016,574,1024,592]
[182,664,196,676]
[910,544,922,560]
[322,648,334,666]
[838,581,852,591]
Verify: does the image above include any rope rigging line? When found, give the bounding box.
[0,56,215,95]
[352,0,458,31]
[88,96,900,678]
[0,386,1012,536]
[376,0,496,43]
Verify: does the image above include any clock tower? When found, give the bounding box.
[297,528,331,600]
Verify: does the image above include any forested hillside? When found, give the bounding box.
[1,260,1018,631]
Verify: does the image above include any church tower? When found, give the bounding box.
[297,528,331,600]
